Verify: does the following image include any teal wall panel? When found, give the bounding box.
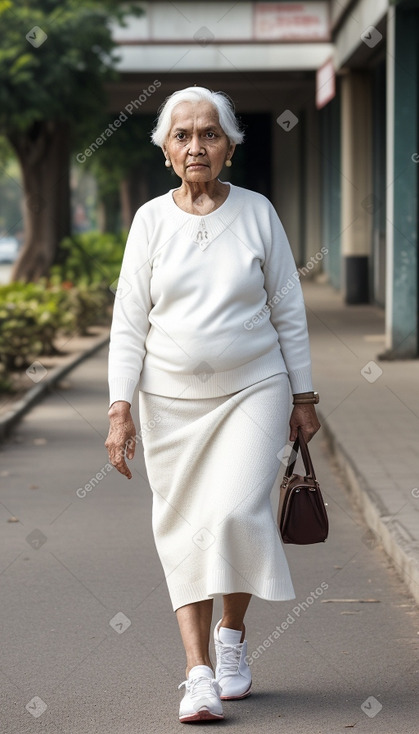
[320,89,341,290]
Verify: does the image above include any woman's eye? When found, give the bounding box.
[206,132,215,138]
[176,133,185,140]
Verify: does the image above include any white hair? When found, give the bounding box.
[151,86,244,147]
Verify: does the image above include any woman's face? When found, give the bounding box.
[163,100,235,183]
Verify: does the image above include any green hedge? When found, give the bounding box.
[0,281,74,370]
[52,231,126,286]
[0,232,125,392]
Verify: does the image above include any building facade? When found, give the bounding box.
[108,0,419,357]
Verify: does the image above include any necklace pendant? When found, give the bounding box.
[194,218,210,250]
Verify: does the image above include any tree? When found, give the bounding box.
[0,0,140,281]
[78,113,162,233]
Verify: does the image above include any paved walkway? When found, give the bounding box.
[303,279,419,605]
[1,331,419,731]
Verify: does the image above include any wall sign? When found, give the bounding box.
[254,2,330,41]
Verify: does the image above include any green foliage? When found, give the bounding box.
[0,0,142,134]
[51,230,126,286]
[61,280,110,336]
[0,0,142,281]
[0,280,75,371]
[77,114,157,197]
[0,231,125,390]
[0,134,14,168]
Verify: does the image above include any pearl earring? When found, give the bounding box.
[225,159,232,168]
[165,159,172,168]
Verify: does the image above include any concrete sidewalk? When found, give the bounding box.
[2,344,419,732]
[303,279,419,605]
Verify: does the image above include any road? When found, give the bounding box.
[0,346,418,733]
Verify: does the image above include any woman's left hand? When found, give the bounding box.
[289,404,321,444]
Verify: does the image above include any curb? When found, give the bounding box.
[0,333,109,444]
[319,410,419,606]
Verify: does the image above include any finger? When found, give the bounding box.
[125,436,136,460]
[108,448,133,479]
[289,416,298,440]
[113,457,132,479]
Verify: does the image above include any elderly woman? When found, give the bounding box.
[105,86,320,723]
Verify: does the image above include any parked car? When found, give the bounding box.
[0,236,19,263]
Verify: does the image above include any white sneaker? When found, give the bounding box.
[214,620,252,700]
[178,665,224,723]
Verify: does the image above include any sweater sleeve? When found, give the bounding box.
[108,210,152,407]
[261,203,314,394]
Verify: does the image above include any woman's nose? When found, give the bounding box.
[188,135,202,156]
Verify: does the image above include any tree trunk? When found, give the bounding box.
[97,189,120,233]
[9,120,71,282]
[120,168,149,230]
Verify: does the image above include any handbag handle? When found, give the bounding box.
[284,427,317,481]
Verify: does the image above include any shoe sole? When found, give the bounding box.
[179,709,224,722]
[220,685,252,701]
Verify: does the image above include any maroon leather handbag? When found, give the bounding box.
[278,428,328,544]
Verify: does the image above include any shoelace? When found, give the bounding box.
[178,675,220,699]
[216,642,243,674]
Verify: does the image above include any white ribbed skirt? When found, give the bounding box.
[139,373,296,612]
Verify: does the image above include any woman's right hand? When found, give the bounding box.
[105,401,137,479]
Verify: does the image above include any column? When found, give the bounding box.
[320,91,341,290]
[303,101,322,270]
[272,108,302,263]
[385,6,418,358]
[340,70,372,304]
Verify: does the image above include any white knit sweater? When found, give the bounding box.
[108,183,313,405]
